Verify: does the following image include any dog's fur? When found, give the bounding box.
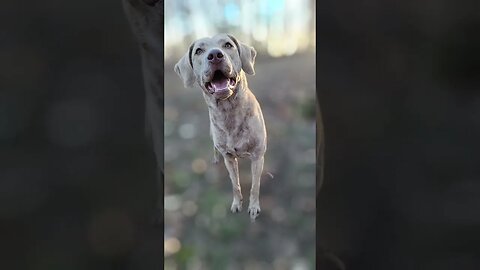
[175,34,266,221]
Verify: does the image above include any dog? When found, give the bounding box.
[174,33,267,221]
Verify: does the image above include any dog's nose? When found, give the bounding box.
[207,49,224,64]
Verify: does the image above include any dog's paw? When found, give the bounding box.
[248,204,261,221]
[230,199,243,213]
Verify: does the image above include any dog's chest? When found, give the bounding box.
[209,104,255,158]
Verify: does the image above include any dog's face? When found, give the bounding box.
[175,34,257,100]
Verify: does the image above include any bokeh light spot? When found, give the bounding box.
[179,123,196,139]
[164,237,181,256]
[191,158,207,174]
[292,258,309,270]
[165,195,181,212]
[181,200,198,217]
[165,106,179,121]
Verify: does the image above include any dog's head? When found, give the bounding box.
[174,33,257,100]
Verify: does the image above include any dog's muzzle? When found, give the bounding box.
[204,69,237,99]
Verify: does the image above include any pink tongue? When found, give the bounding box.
[211,79,228,92]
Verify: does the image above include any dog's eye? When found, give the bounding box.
[195,48,204,55]
[224,42,233,49]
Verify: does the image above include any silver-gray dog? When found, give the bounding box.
[174,33,267,221]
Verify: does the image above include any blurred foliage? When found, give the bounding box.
[164,0,315,60]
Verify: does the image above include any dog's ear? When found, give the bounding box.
[174,50,195,88]
[228,34,257,75]
[238,42,257,75]
[239,42,257,75]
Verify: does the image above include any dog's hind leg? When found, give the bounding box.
[223,155,243,213]
[248,156,264,221]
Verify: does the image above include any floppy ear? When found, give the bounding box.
[174,51,195,88]
[238,42,257,75]
[228,34,257,75]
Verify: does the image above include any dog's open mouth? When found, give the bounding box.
[205,70,236,94]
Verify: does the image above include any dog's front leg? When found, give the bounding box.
[224,156,243,213]
[249,156,264,221]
